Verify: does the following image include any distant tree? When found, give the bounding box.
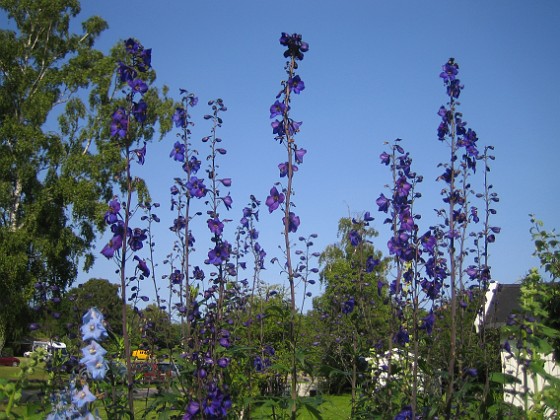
[311,216,391,399]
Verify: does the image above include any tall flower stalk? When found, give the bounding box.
[100,38,154,416]
[267,32,309,418]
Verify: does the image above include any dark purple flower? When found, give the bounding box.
[128,78,148,95]
[132,142,147,165]
[170,141,185,162]
[470,207,479,223]
[132,99,147,123]
[393,326,410,346]
[288,75,305,94]
[380,151,390,165]
[278,162,298,177]
[183,156,201,174]
[217,357,230,368]
[104,198,121,225]
[173,107,187,128]
[183,401,200,419]
[295,148,307,164]
[395,406,414,420]
[125,38,140,54]
[265,186,284,213]
[186,177,207,198]
[283,212,300,233]
[348,230,362,246]
[279,32,309,61]
[128,228,147,251]
[208,218,224,235]
[420,310,436,335]
[117,62,136,83]
[206,241,231,265]
[342,297,355,315]
[376,193,390,213]
[170,270,184,285]
[221,194,233,210]
[440,58,459,82]
[219,178,232,187]
[396,176,411,197]
[366,256,380,273]
[137,48,152,72]
[420,231,437,254]
[110,107,128,138]
[271,119,285,137]
[270,100,287,118]
[134,256,150,277]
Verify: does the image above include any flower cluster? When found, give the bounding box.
[112,38,152,141]
[46,308,108,419]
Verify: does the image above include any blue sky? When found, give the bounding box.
[4,1,560,309]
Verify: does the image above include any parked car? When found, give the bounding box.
[0,356,21,367]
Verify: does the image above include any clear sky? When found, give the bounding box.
[3,1,560,309]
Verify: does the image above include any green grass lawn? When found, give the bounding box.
[2,362,352,419]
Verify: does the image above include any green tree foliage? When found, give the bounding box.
[0,0,176,351]
[0,0,108,348]
[310,217,391,395]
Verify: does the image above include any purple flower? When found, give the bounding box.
[376,193,390,213]
[125,38,140,54]
[283,212,301,233]
[173,107,187,128]
[295,148,307,164]
[380,151,390,165]
[271,119,285,137]
[366,256,380,273]
[117,62,136,83]
[208,218,224,235]
[288,75,305,94]
[128,228,147,251]
[395,406,414,420]
[132,99,147,123]
[279,32,309,61]
[206,241,231,265]
[186,177,207,198]
[348,230,362,246]
[183,401,200,420]
[184,156,201,174]
[170,270,184,285]
[270,100,287,118]
[170,141,185,162]
[134,255,150,277]
[110,107,128,138]
[128,78,148,95]
[393,326,410,346]
[221,194,233,210]
[132,142,147,165]
[104,198,121,224]
[342,297,355,315]
[265,186,285,213]
[137,48,152,71]
[470,206,479,223]
[420,310,436,335]
[278,162,298,177]
[440,58,459,82]
[396,176,411,197]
